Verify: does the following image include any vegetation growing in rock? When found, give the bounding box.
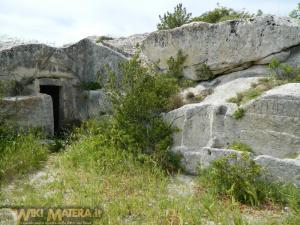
[229,141,253,153]
[166,50,187,80]
[96,35,113,43]
[269,58,300,80]
[228,61,300,107]
[289,3,300,19]
[233,108,245,119]
[80,81,102,90]
[157,3,192,30]
[192,5,254,23]
[104,53,182,172]
[199,153,300,207]
[195,63,214,80]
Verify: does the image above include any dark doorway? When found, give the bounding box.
[40,85,60,133]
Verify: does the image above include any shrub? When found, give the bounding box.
[167,94,184,111]
[233,108,245,119]
[166,50,187,80]
[157,3,192,30]
[195,63,214,80]
[185,92,195,99]
[192,5,253,23]
[199,153,300,207]
[96,36,113,43]
[229,141,253,153]
[104,54,182,172]
[80,81,102,90]
[269,58,299,80]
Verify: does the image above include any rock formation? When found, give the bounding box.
[0,38,126,134]
[142,15,300,80]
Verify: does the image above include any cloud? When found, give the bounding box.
[0,0,298,45]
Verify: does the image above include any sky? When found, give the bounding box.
[0,0,299,46]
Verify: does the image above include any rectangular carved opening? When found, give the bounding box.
[40,85,60,133]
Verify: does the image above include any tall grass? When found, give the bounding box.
[0,126,48,184]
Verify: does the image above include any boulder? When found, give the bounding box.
[254,155,300,187]
[0,94,54,134]
[177,146,300,187]
[165,80,300,159]
[142,16,300,80]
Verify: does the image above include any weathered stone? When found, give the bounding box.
[0,94,54,134]
[254,155,300,187]
[175,147,246,175]
[142,16,300,80]
[0,38,127,130]
[166,81,300,159]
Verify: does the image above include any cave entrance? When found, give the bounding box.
[40,85,60,133]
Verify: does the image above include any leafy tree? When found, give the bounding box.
[289,3,300,19]
[192,5,253,23]
[157,3,192,30]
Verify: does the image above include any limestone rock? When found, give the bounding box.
[0,94,54,134]
[142,16,300,80]
[0,38,127,129]
[166,80,300,159]
[254,155,300,187]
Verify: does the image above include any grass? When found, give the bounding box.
[0,120,299,224]
[0,127,48,185]
[229,141,253,153]
[227,78,287,106]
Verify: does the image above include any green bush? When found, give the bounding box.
[166,50,187,80]
[192,5,253,23]
[229,141,253,153]
[199,153,300,207]
[157,3,192,30]
[233,108,245,119]
[195,63,214,80]
[96,36,113,43]
[289,3,300,19]
[269,58,299,80]
[80,81,102,90]
[104,54,182,172]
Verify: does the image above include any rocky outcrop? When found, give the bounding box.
[179,147,300,187]
[166,83,300,159]
[142,16,300,80]
[0,38,127,132]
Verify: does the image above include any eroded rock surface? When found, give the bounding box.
[142,16,300,80]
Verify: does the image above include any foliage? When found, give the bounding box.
[199,153,300,207]
[227,77,288,106]
[104,54,182,172]
[80,81,102,90]
[289,3,300,19]
[96,36,113,43]
[229,141,253,153]
[0,126,48,184]
[166,94,184,111]
[195,63,214,80]
[157,3,192,30]
[233,108,245,119]
[192,5,253,23]
[166,50,187,80]
[269,58,300,80]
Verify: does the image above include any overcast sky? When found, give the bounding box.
[0,0,299,46]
